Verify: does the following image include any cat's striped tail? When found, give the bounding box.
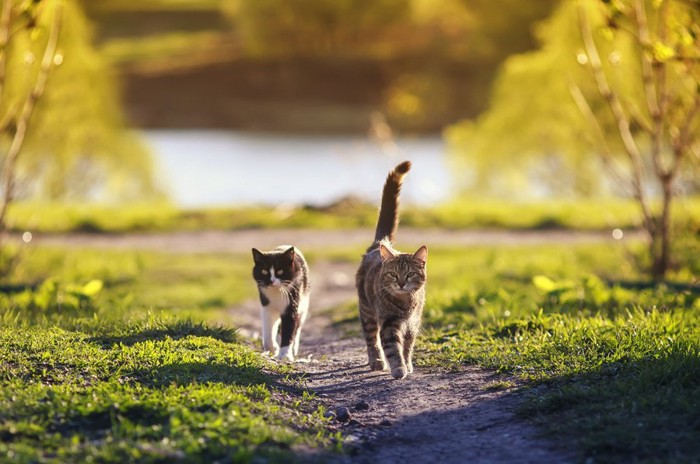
[373,160,411,245]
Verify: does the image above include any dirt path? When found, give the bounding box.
[227,259,576,463]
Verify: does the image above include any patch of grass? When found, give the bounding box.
[482,380,516,391]
[8,196,700,233]
[418,239,700,463]
[3,246,255,324]
[0,316,333,463]
[1,244,343,461]
[2,228,699,462]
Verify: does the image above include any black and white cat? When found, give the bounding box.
[251,245,310,361]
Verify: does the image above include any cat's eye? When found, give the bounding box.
[407,272,417,278]
[261,270,269,275]
[277,270,284,275]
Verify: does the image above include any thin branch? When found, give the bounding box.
[671,0,700,8]
[0,100,16,133]
[578,0,656,236]
[635,0,660,119]
[635,0,669,178]
[0,0,62,240]
[0,0,13,104]
[568,78,635,194]
[675,95,700,154]
[671,94,700,179]
[628,101,654,134]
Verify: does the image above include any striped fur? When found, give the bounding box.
[252,245,310,361]
[356,161,428,380]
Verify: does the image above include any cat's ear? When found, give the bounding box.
[412,246,428,267]
[379,243,396,261]
[252,248,264,263]
[283,246,296,260]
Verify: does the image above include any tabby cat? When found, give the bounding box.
[356,161,428,380]
[251,245,310,361]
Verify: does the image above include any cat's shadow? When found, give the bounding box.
[306,364,394,394]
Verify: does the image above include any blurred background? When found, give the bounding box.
[1,0,698,211]
[88,0,560,207]
[2,0,564,208]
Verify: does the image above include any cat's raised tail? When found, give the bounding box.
[373,160,411,246]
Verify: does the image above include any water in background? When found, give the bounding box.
[144,130,452,208]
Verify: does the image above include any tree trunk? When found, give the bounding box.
[652,178,673,281]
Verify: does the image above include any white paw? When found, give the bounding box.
[276,346,294,362]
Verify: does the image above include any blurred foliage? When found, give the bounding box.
[81,0,559,132]
[221,0,558,129]
[447,0,699,197]
[220,0,558,61]
[223,0,412,58]
[0,0,158,202]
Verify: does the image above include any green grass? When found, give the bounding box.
[414,243,700,463]
[0,318,333,463]
[1,228,699,462]
[325,239,699,462]
[0,247,337,462]
[8,196,700,233]
[4,246,256,323]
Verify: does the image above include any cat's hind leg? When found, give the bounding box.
[292,294,309,357]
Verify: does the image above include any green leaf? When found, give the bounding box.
[81,279,103,296]
[653,42,676,62]
[533,275,557,292]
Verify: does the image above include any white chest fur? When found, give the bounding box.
[260,285,290,314]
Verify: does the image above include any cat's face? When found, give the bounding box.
[379,245,427,295]
[252,247,297,288]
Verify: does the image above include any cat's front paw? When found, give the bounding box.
[369,359,387,371]
[276,346,294,362]
[262,348,280,358]
[406,362,414,373]
[391,366,407,380]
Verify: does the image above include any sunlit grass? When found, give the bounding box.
[0,246,336,462]
[1,232,698,462]
[8,196,700,233]
[0,317,333,463]
[3,246,256,325]
[415,240,700,463]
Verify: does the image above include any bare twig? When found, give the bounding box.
[0,0,62,243]
[578,0,655,237]
[0,0,13,103]
[672,94,700,177]
[676,95,700,153]
[568,78,634,194]
[636,0,671,178]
